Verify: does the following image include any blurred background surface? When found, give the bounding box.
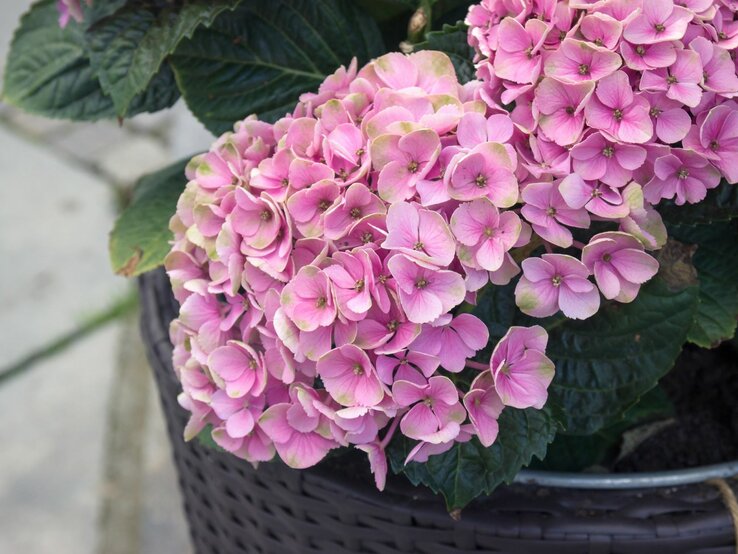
[0,2,215,552]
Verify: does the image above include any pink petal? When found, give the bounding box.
[494,351,554,410]
[392,380,428,406]
[610,249,660,283]
[259,404,293,444]
[208,345,247,381]
[515,277,560,318]
[559,175,592,209]
[226,410,256,439]
[558,284,600,319]
[274,432,336,469]
[594,263,623,299]
[400,404,439,440]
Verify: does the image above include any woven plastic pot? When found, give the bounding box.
[139,269,738,554]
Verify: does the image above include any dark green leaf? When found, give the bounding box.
[87,0,241,115]
[472,276,698,435]
[109,159,188,277]
[80,0,128,25]
[388,406,559,511]
[546,278,697,434]
[432,1,476,27]
[170,0,385,134]
[670,222,738,348]
[3,0,177,120]
[657,180,738,226]
[355,0,417,21]
[413,22,475,83]
[531,386,674,471]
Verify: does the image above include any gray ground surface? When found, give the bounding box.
[1,3,215,551]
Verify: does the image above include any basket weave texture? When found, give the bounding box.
[139,269,737,554]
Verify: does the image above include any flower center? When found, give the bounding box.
[592,187,603,198]
[613,108,623,121]
[499,361,511,375]
[603,253,612,263]
[558,30,567,41]
[337,168,349,181]
[399,358,409,365]
[353,363,364,376]
[387,319,399,332]
[281,178,289,187]
[414,241,425,251]
[484,227,495,237]
[260,209,272,221]
[650,107,662,118]
[719,31,728,40]
[316,296,327,308]
[475,174,488,188]
[350,207,362,219]
[248,359,258,370]
[355,279,365,292]
[525,46,534,59]
[602,146,614,158]
[594,37,603,47]
[565,106,575,115]
[710,140,720,151]
[578,63,590,76]
[636,45,646,56]
[361,231,374,244]
[356,147,365,159]
[654,23,666,33]
[415,278,429,289]
[378,274,389,284]
[666,75,678,85]
[318,200,331,211]
[551,275,562,287]
[423,398,434,407]
[677,167,689,180]
[407,160,419,173]
[546,206,557,216]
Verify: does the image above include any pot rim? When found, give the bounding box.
[516,460,738,489]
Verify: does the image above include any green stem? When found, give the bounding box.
[0,291,138,386]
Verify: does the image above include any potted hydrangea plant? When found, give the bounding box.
[6,0,738,551]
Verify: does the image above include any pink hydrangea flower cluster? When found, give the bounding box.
[465,0,738,319]
[466,0,738,203]
[166,51,564,489]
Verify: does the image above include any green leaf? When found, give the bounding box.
[472,276,698,435]
[86,0,241,116]
[109,159,188,277]
[413,22,475,83]
[670,223,738,348]
[388,406,559,511]
[657,180,738,226]
[170,0,385,134]
[3,0,177,121]
[547,278,697,434]
[80,0,129,25]
[531,386,674,471]
[355,0,417,21]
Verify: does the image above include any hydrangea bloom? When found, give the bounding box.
[166,0,738,490]
[466,0,738,335]
[166,51,555,488]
